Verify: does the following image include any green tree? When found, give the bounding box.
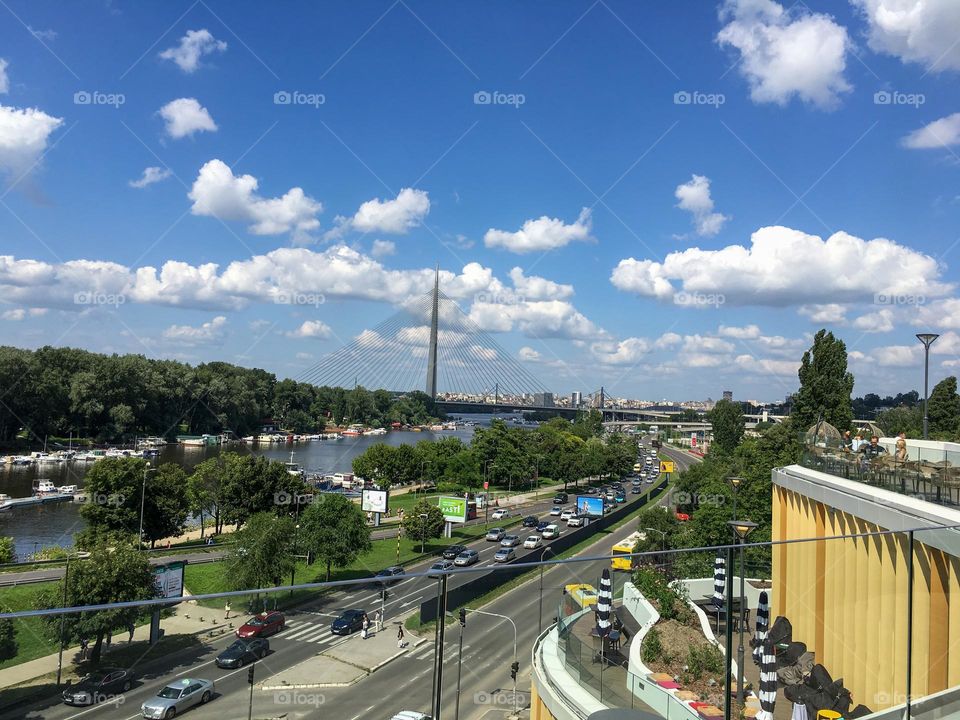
[77,458,144,547]
[0,537,14,564]
[187,457,226,537]
[927,376,960,438]
[299,494,372,581]
[141,463,189,548]
[709,399,745,455]
[792,329,855,432]
[226,512,296,594]
[876,405,923,438]
[571,409,604,439]
[402,499,446,550]
[0,617,16,663]
[37,543,157,663]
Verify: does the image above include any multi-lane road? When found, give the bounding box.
[6,441,698,720]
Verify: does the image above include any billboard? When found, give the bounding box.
[659,460,675,474]
[575,495,604,518]
[361,489,389,513]
[153,561,185,599]
[438,496,467,523]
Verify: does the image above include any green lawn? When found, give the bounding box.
[0,583,60,670]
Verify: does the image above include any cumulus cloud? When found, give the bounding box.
[799,303,847,324]
[519,346,541,362]
[0,59,8,94]
[287,320,332,339]
[484,208,593,254]
[851,308,895,333]
[162,315,227,345]
[159,29,227,73]
[160,98,217,139]
[654,332,683,349]
[371,239,396,258]
[1,308,24,321]
[852,0,960,72]
[189,159,322,240]
[508,267,574,300]
[717,324,761,339]
[734,354,800,376]
[682,334,735,354]
[326,188,430,239]
[717,0,852,108]
[610,225,951,308]
[469,299,605,340]
[675,175,729,237]
[0,103,63,178]
[917,298,960,329]
[129,166,172,189]
[591,338,652,365]
[902,113,960,150]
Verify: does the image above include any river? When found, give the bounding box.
[0,414,517,559]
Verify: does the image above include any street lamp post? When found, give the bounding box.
[916,334,940,440]
[726,476,743,522]
[538,546,555,633]
[465,608,519,715]
[727,519,758,709]
[138,465,158,550]
[55,552,74,686]
[419,513,428,554]
[483,460,493,527]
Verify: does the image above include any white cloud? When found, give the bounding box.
[675,175,729,237]
[917,298,960,329]
[295,351,313,360]
[189,159,322,240]
[371,239,396,258]
[469,299,605,340]
[851,308,895,333]
[852,0,960,72]
[654,332,683,349]
[508,267,574,300]
[0,59,8,94]
[484,208,593,254]
[682,334,735,354]
[717,0,852,108]
[327,188,430,239]
[287,320,332,339]
[591,338,651,365]
[799,303,848,324]
[28,27,57,42]
[160,98,217,139]
[129,166,172,189]
[519,346,541,362]
[902,113,960,150]
[717,324,761,339]
[734,354,800,376]
[162,315,226,345]
[159,29,227,73]
[610,226,951,307]
[1,308,24,321]
[0,103,63,177]
[872,344,919,367]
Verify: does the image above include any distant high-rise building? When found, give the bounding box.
[533,392,554,408]
[722,390,733,401]
[571,391,582,408]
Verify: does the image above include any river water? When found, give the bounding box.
[0,415,510,558]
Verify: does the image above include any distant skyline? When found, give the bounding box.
[1,1,958,400]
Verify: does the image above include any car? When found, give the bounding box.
[615,493,626,503]
[215,638,269,668]
[553,493,568,504]
[500,534,520,547]
[485,528,505,542]
[585,486,598,494]
[549,506,562,516]
[676,512,691,522]
[541,524,561,539]
[493,547,516,563]
[536,520,551,532]
[140,678,214,719]
[441,544,467,560]
[428,560,455,578]
[567,515,584,527]
[454,549,480,566]
[236,611,285,638]
[522,515,539,528]
[62,668,134,706]
[389,712,432,720]
[372,566,406,587]
[632,484,643,494]
[605,492,615,501]
[559,509,575,521]
[331,609,367,635]
[491,508,510,520]
[523,535,542,549]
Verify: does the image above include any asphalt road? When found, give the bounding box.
[8,440,699,720]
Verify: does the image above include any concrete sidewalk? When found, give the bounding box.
[259,622,426,690]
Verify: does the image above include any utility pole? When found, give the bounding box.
[431,574,448,720]
[454,608,466,720]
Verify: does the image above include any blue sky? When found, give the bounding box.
[1,0,959,402]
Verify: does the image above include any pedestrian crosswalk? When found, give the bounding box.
[280,620,342,646]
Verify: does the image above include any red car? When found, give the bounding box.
[236,611,285,638]
[675,512,690,522]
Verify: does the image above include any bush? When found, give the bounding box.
[641,626,664,664]
[685,642,724,681]
[633,566,691,623]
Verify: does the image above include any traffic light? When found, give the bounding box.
[510,661,519,680]
[380,588,388,602]
[458,608,466,627]
[247,665,255,685]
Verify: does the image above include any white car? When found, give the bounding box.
[523,535,542,549]
[559,509,575,521]
[541,524,561,539]
[549,506,562,516]
[567,515,584,527]
[491,508,510,520]
[389,713,431,720]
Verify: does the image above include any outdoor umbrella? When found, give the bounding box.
[596,568,613,637]
[757,637,777,720]
[713,553,726,608]
[753,590,769,666]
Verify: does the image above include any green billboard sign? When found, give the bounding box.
[438,496,467,523]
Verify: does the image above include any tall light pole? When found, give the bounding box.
[465,608,519,715]
[726,476,743,522]
[538,546,555,633]
[138,465,158,550]
[728,519,758,709]
[916,334,939,440]
[55,551,74,686]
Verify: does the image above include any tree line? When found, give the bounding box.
[0,345,440,443]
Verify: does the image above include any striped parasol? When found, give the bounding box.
[757,637,777,720]
[712,552,726,608]
[596,568,613,638]
[753,590,769,666]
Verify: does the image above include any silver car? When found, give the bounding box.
[141,678,214,718]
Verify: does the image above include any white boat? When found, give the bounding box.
[242,436,256,443]
[34,480,57,494]
[363,427,387,436]
[11,455,33,465]
[35,453,64,464]
[0,494,11,511]
[284,452,305,479]
[58,485,79,494]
